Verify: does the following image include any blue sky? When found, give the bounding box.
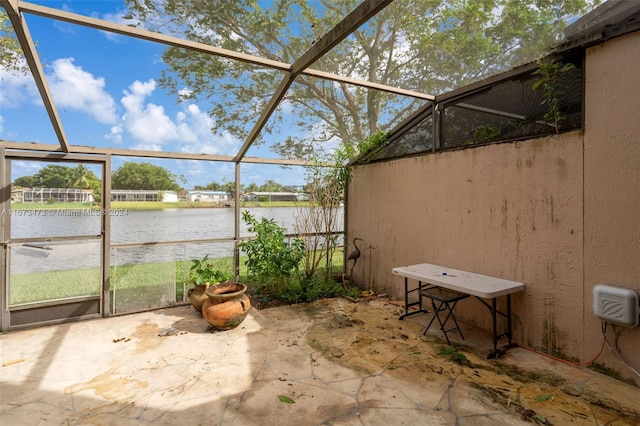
[0,0,310,188]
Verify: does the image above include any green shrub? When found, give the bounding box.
[238,211,304,297]
[189,254,231,285]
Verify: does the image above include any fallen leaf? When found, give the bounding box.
[277,395,295,404]
[535,393,553,402]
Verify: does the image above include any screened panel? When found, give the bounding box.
[111,245,177,314]
[243,78,421,162]
[9,240,101,307]
[110,209,238,244]
[362,112,433,163]
[181,241,236,278]
[110,241,236,314]
[441,60,583,149]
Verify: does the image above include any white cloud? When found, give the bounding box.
[177,107,239,155]
[2,56,239,156]
[10,160,43,181]
[47,58,118,124]
[116,79,240,155]
[105,125,123,144]
[178,87,194,100]
[130,142,163,151]
[0,59,40,108]
[120,79,179,143]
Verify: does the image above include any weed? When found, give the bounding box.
[532,60,575,133]
[438,347,471,366]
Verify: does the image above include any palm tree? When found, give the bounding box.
[68,165,91,189]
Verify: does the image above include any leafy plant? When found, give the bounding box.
[238,211,305,296]
[467,124,501,145]
[532,60,575,133]
[189,254,231,286]
[438,347,470,366]
[357,130,388,157]
[294,149,347,283]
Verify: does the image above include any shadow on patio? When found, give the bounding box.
[1,297,639,425]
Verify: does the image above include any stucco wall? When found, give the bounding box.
[347,133,584,356]
[582,32,640,382]
[346,30,640,383]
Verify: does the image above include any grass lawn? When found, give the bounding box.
[8,200,343,310]
[9,249,345,311]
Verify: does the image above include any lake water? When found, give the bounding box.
[8,207,344,272]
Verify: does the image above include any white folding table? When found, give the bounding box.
[392,263,525,358]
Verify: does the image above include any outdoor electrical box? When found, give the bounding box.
[593,284,639,327]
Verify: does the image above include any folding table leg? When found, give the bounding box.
[491,298,498,352]
[423,299,465,345]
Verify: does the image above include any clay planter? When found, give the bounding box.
[202,282,251,330]
[187,284,209,312]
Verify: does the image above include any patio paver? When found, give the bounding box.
[1,297,639,425]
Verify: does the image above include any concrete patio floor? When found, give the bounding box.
[1,297,639,425]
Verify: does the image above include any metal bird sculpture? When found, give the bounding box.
[348,238,363,276]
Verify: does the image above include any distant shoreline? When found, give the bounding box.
[8,200,310,211]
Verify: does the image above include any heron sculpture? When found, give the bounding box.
[347,238,364,276]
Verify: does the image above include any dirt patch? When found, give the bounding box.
[297,297,640,425]
[247,294,292,310]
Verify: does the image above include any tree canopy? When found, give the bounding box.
[111,161,184,191]
[13,164,100,189]
[193,178,236,194]
[0,10,28,74]
[11,162,301,193]
[124,0,598,160]
[194,179,301,194]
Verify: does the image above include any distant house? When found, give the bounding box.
[10,189,26,202]
[186,190,230,203]
[241,191,308,202]
[111,190,178,202]
[22,188,94,203]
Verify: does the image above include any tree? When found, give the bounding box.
[12,164,102,204]
[221,178,237,195]
[12,175,37,188]
[67,164,102,204]
[124,0,597,159]
[259,180,287,193]
[32,165,74,188]
[199,180,224,191]
[244,183,259,193]
[111,161,182,191]
[68,165,95,189]
[294,149,349,281]
[0,10,28,74]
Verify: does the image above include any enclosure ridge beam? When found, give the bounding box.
[17,0,291,71]
[2,0,70,152]
[232,75,295,163]
[305,69,435,100]
[16,0,433,100]
[291,0,392,76]
[0,140,327,166]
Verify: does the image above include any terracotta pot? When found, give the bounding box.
[202,282,251,330]
[187,284,209,312]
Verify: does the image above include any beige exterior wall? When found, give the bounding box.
[582,32,640,382]
[346,31,640,383]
